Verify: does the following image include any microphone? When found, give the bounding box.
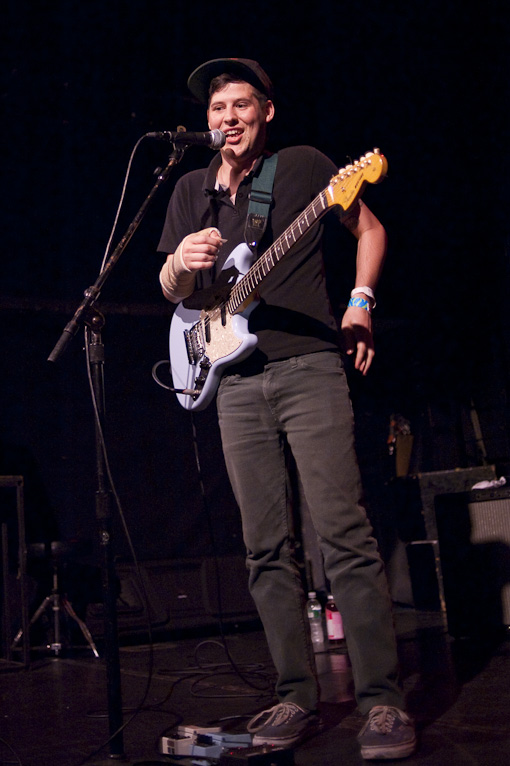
[146,129,226,149]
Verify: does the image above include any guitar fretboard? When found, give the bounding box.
[227,189,331,314]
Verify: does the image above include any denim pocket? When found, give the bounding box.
[292,351,344,374]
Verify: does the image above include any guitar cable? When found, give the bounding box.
[151,359,199,398]
[187,411,274,695]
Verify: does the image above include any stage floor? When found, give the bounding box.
[1,609,509,766]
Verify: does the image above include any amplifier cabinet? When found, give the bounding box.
[435,488,510,637]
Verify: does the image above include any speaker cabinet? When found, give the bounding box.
[435,488,510,637]
[86,555,258,637]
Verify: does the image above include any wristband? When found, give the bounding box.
[351,286,376,308]
[348,297,372,313]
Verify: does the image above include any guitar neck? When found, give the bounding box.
[226,150,387,314]
[228,189,330,313]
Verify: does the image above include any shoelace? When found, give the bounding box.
[367,706,407,734]
[247,702,304,733]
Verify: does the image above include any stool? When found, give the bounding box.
[12,541,99,658]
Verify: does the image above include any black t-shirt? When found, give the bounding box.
[158,145,350,366]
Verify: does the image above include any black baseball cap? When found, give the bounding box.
[187,58,273,105]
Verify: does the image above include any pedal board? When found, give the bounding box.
[160,727,294,765]
[160,727,251,759]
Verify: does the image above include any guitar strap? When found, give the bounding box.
[244,152,278,251]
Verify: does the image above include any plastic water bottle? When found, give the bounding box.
[326,594,344,642]
[306,591,324,651]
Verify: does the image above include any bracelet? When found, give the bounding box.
[351,286,376,308]
[348,297,372,313]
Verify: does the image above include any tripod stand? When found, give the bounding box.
[12,542,99,658]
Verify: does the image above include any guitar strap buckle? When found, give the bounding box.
[248,189,273,205]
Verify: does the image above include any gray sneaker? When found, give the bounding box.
[358,706,417,760]
[247,702,320,747]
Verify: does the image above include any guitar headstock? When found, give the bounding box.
[325,149,388,211]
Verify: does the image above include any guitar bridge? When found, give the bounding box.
[184,318,206,365]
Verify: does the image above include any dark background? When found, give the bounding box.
[2,0,510,569]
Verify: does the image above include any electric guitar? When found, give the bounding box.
[169,149,388,411]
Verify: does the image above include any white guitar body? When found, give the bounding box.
[169,242,259,411]
[168,150,388,410]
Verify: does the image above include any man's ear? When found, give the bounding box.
[265,100,275,124]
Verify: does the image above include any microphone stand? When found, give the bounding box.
[48,142,187,760]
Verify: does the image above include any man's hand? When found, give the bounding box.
[340,306,375,375]
[160,227,227,303]
[179,227,226,272]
